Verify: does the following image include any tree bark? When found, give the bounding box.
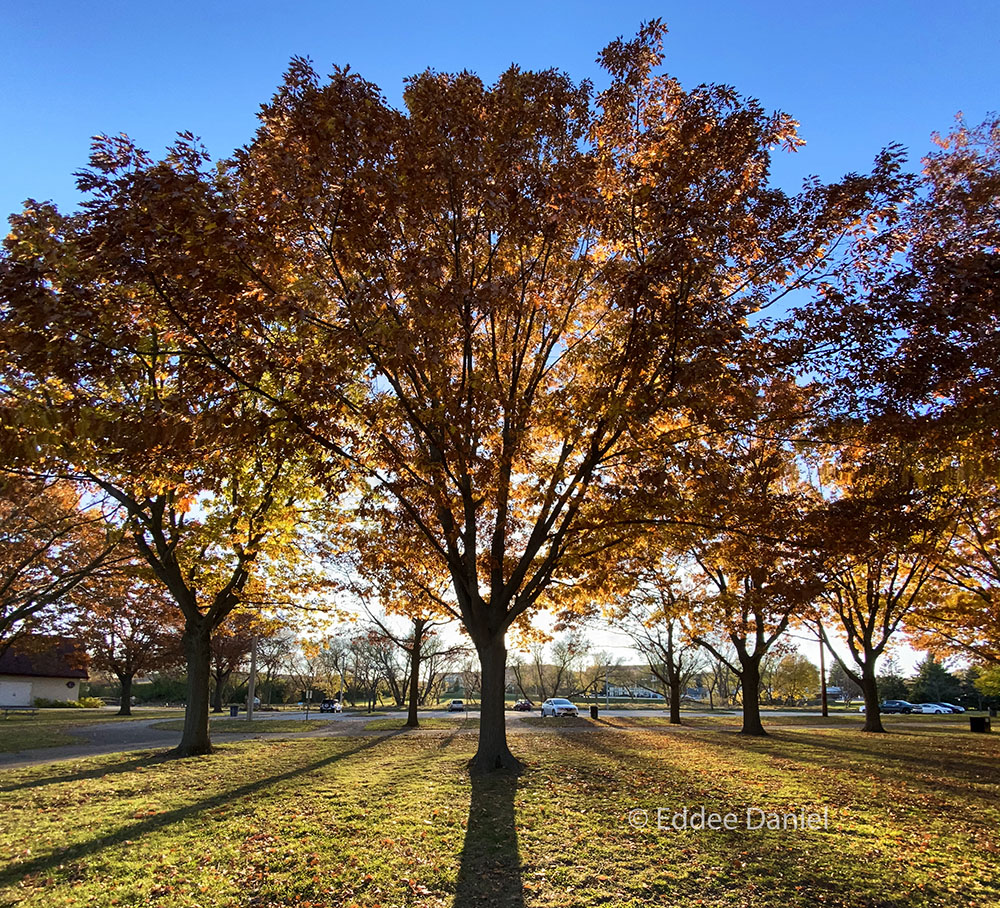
[176,619,213,756]
[471,634,520,773]
[211,673,226,713]
[739,659,766,736]
[117,672,133,717]
[668,677,681,725]
[861,664,885,733]
[405,620,424,728]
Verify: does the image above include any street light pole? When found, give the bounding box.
[247,633,258,721]
[819,629,828,718]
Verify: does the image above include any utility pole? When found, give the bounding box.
[818,624,828,718]
[247,633,258,721]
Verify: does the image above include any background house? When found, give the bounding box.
[0,637,88,705]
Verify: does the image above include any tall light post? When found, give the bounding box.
[818,626,828,718]
[781,625,830,716]
[246,633,258,721]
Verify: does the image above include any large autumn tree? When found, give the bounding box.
[618,576,702,725]
[76,559,184,715]
[786,115,1000,712]
[0,142,322,756]
[2,24,909,770]
[888,118,1000,669]
[673,386,823,736]
[129,24,905,770]
[812,436,954,732]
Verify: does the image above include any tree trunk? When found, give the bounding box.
[669,678,681,725]
[211,673,225,713]
[861,664,885,733]
[117,672,133,717]
[406,623,424,728]
[740,660,766,736]
[471,634,520,773]
[176,619,213,756]
[265,668,275,707]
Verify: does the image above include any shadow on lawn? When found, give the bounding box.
[685,726,1000,783]
[453,769,523,908]
[670,727,1000,813]
[0,734,400,887]
[0,750,177,794]
[549,729,943,908]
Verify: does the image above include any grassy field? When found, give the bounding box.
[150,719,333,734]
[1,723,998,907]
[3,707,185,724]
[0,708,185,753]
[520,712,981,730]
[0,723,82,753]
[364,717,479,731]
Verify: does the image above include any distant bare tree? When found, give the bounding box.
[700,637,741,709]
[257,631,295,706]
[625,610,703,723]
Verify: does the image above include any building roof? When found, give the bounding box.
[0,636,89,679]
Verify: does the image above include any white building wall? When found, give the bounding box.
[0,678,32,706]
[0,675,83,704]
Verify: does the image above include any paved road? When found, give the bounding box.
[0,707,830,770]
[0,712,397,769]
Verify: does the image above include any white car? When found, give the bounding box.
[447,699,465,712]
[540,698,579,717]
[912,703,950,714]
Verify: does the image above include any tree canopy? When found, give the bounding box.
[1,22,996,763]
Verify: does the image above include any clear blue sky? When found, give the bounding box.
[1,1,997,219]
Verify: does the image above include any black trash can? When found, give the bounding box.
[230,704,239,717]
[990,707,997,718]
[969,716,991,733]
[590,705,599,720]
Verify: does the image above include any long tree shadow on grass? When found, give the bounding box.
[658,727,1000,813]
[0,733,400,887]
[453,769,524,908]
[682,727,1000,784]
[0,749,179,794]
[545,729,945,908]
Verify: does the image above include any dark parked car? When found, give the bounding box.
[512,699,534,711]
[319,699,342,713]
[859,700,914,714]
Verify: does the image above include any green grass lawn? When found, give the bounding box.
[6,707,185,724]
[149,718,334,735]
[364,716,479,731]
[1,724,998,907]
[0,708,186,753]
[0,723,83,753]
